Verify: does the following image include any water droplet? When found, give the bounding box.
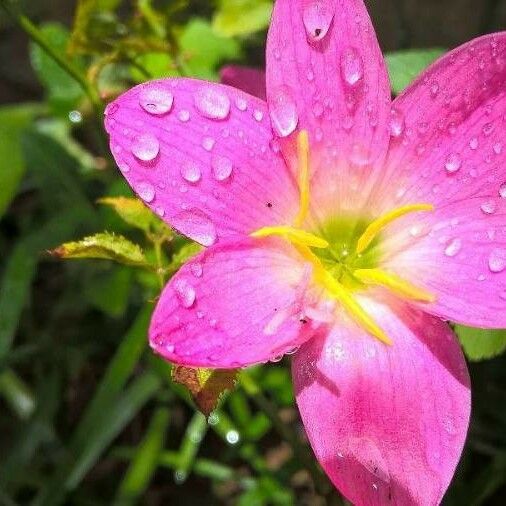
[172,209,217,246]
[131,133,160,162]
[178,109,190,122]
[481,199,497,215]
[499,182,506,198]
[105,102,118,116]
[202,136,216,151]
[69,110,82,123]
[235,97,247,111]
[341,47,364,86]
[469,137,479,150]
[349,143,370,167]
[302,0,335,41]
[489,248,506,273]
[139,86,174,115]
[180,161,201,183]
[389,108,405,138]
[494,142,503,155]
[165,343,175,353]
[211,155,233,181]
[194,86,230,120]
[482,122,495,136]
[445,153,462,174]
[225,430,240,445]
[445,238,462,257]
[190,262,203,278]
[174,278,196,308]
[137,181,156,203]
[269,87,299,137]
[253,109,264,122]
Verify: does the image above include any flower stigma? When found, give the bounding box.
[251,130,436,344]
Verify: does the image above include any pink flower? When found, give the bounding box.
[104,1,506,503]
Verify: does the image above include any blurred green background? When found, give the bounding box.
[0,1,505,505]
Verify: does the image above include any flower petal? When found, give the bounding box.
[150,237,318,368]
[220,65,266,100]
[293,298,471,506]
[266,0,391,219]
[105,79,298,246]
[374,34,506,327]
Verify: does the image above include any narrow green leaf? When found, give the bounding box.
[385,48,445,95]
[456,326,506,361]
[0,369,35,420]
[213,0,273,37]
[115,407,171,505]
[51,232,148,266]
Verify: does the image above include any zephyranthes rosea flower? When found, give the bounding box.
[104,0,506,503]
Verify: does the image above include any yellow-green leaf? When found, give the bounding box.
[172,366,237,416]
[213,0,273,37]
[51,232,148,266]
[456,326,506,361]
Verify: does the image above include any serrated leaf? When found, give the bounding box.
[456,326,506,361]
[169,242,202,272]
[172,366,237,416]
[51,233,148,266]
[30,23,85,113]
[213,0,273,37]
[98,196,170,235]
[386,48,445,95]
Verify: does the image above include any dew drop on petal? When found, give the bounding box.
[302,0,335,41]
[341,47,364,87]
[174,278,196,308]
[481,199,497,215]
[499,182,506,198]
[389,108,405,138]
[190,262,203,278]
[211,155,233,182]
[202,136,216,151]
[235,97,248,111]
[469,137,479,150]
[178,109,190,122]
[445,153,462,174]
[180,161,201,183]
[489,248,506,273]
[131,133,160,162]
[194,86,230,120]
[253,109,264,122]
[269,87,299,138]
[172,209,217,246]
[445,238,462,257]
[139,86,174,115]
[137,181,156,203]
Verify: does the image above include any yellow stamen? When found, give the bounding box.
[251,226,329,249]
[294,130,310,227]
[356,204,434,254]
[321,271,392,345]
[354,269,436,303]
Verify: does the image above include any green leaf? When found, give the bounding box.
[85,267,132,317]
[51,232,148,267]
[98,196,170,235]
[30,23,85,113]
[0,104,43,218]
[456,326,506,361]
[385,48,445,95]
[115,407,170,505]
[213,0,273,37]
[172,366,237,416]
[0,369,35,420]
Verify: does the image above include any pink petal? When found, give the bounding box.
[150,237,318,368]
[105,79,298,246]
[293,298,471,506]
[220,65,266,100]
[266,0,391,220]
[374,34,506,327]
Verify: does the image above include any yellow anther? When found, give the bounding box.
[354,268,436,303]
[356,204,434,254]
[294,130,310,227]
[321,271,392,345]
[251,226,329,249]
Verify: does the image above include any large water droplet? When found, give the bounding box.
[445,238,462,257]
[180,161,201,183]
[445,153,462,174]
[211,155,233,182]
[131,133,160,162]
[481,199,497,215]
[489,248,506,273]
[194,87,230,120]
[269,87,299,138]
[137,181,156,203]
[341,47,364,87]
[302,0,335,41]
[139,86,174,115]
[174,278,196,308]
[389,108,405,137]
[172,209,217,246]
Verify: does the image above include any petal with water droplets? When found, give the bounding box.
[150,237,316,368]
[105,79,299,246]
[293,299,470,506]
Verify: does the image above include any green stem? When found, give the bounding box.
[0,0,103,114]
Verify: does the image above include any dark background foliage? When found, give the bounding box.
[0,1,505,505]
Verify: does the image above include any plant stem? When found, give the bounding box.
[0,0,103,115]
